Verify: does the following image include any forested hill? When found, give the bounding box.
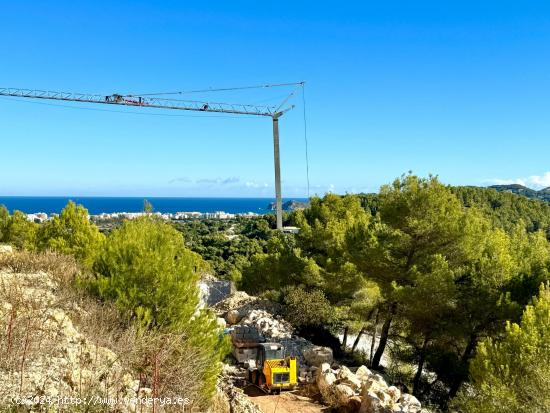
[489,183,550,202]
[452,186,550,235]
[359,185,550,238]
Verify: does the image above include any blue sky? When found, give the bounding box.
[1,1,550,197]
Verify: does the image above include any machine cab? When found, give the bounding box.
[258,343,285,363]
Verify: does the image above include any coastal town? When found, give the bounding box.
[24,210,262,224]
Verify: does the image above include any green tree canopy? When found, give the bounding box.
[37,201,105,267]
[4,210,38,250]
[456,283,550,413]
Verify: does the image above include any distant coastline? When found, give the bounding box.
[0,196,310,216]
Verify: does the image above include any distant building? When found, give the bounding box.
[26,212,48,223]
[203,211,235,220]
[282,226,300,234]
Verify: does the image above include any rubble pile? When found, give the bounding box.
[215,364,263,413]
[216,291,315,365]
[216,288,426,412]
[214,291,284,319]
[240,309,293,339]
[314,363,424,413]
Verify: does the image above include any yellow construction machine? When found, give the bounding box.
[231,326,297,393]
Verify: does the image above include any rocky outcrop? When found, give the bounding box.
[214,291,284,319]
[240,309,293,339]
[0,270,146,412]
[199,273,234,308]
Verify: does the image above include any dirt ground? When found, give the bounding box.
[244,386,329,413]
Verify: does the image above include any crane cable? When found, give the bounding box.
[126,81,304,97]
[302,83,311,198]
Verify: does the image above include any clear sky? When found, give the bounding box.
[1,1,550,197]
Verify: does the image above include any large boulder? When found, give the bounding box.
[225,309,242,325]
[387,386,401,403]
[336,366,362,391]
[332,384,355,407]
[362,374,388,395]
[303,345,334,367]
[355,365,373,382]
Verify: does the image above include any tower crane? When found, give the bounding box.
[0,84,303,230]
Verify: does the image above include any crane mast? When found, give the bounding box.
[0,86,298,230]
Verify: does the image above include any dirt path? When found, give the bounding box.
[245,387,328,413]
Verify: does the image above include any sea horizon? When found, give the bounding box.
[0,196,309,215]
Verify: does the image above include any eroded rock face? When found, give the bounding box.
[0,270,144,412]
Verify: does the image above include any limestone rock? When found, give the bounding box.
[387,386,401,402]
[333,384,355,407]
[239,309,293,339]
[355,365,373,381]
[320,362,332,373]
[336,365,362,391]
[399,394,422,413]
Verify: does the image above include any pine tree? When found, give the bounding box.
[456,283,550,413]
[37,201,105,267]
[93,216,226,401]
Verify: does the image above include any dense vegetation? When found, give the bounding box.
[173,217,272,283]
[0,202,227,407]
[2,177,550,410]
[240,176,550,409]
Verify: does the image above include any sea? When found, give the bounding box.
[0,197,308,215]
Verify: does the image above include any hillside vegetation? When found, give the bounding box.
[0,204,227,412]
[1,176,550,411]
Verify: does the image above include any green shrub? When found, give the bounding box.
[92,216,226,402]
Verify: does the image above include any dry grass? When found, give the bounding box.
[0,249,81,285]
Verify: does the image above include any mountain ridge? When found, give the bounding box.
[489,184,550,202]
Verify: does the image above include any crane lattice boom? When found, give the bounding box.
[0,84,300,230]
[0,87,280,117]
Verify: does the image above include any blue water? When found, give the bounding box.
[0,197,308,215]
